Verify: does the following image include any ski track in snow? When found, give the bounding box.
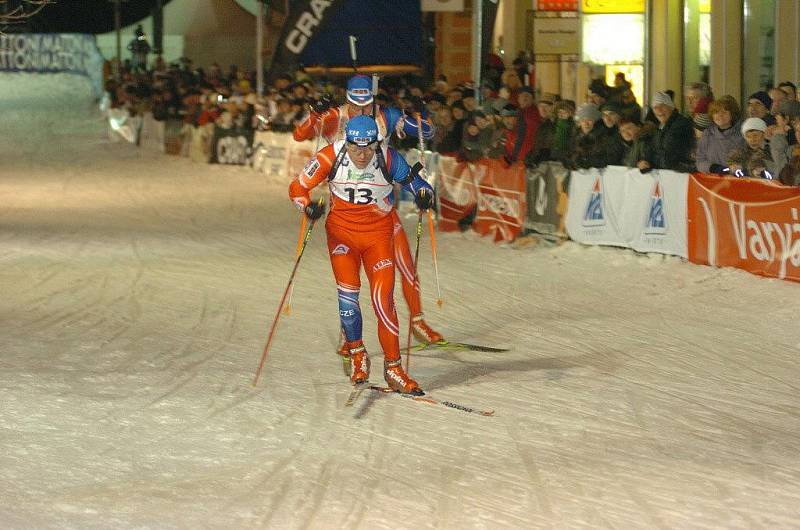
[2,74,800,529]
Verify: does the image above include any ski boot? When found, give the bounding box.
[349,345,370,385]
[384,359,423,395]
[411,314,444,344]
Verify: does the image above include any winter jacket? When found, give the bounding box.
[727,144,777,178]
[526,118,555,166]
[569,127,608,170]
[508,105,541,163]
[769,131,798,177]
[696,123,746,173]
[649,111,696,171]
[779,146,800,186]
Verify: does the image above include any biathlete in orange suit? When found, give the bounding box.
[289,115,434,394]
[293,75,444,348]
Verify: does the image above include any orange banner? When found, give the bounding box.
[473,160,527,243]
[436,156,480,233]
[687,173,800,282]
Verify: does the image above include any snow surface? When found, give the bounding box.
[2,73,800,529]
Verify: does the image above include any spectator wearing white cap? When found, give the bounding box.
[726,117,776,178]
[637,91,695,172]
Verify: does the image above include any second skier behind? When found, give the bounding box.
[294,75,445,350]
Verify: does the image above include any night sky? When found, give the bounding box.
[9,0,173,34]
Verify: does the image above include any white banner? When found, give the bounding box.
[252,131,317,184]
[0,34,105,97]
[565,166,688,257]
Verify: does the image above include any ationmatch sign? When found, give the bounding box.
[688,173,800,282]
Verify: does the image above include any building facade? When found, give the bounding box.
[434,0,800,110]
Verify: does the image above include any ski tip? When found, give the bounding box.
[436,299,443,308]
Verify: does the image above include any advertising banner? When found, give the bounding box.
[566,166,688,256]
[210,127,254,165]
[436,156,480,232]
[252,131,317,183]
[0,33,105,96]
[687,173,800,282]
[526,161,570,237]
[473,159,527,243]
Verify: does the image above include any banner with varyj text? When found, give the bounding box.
[687,173,800,282]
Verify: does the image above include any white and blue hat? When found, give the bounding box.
[346,115,379,146]
[346,75,374,106]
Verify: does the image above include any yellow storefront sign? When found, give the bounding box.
[581,0,645,13]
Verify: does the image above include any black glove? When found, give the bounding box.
[708,163,727,175]
[304,200,326,220]
[310,94,334,115]
[415,188,433,211]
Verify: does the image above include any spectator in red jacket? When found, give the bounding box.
[506,87,541,164]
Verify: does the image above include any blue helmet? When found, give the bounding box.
[346,75,374,106]
[346,115,379,147]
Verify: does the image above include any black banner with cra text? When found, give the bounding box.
[265,0,346,84]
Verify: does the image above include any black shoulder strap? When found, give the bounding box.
[374,142,392,183]
[327,143,349,182]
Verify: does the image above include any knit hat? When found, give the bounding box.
[588,78,609,98]
[575,103,601,122]
[693,113,712,131]
[741,117,767,134]
[777,99,800,120]
[600,102,622,115]
[499,104,519,117]
[518,86,534,95]
[651,91,675,108]
[538,92,558,105]
[748,91,772,111]
[554,99,576,115]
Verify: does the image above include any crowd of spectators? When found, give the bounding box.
[106,53,800,186]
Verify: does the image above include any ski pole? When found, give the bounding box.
[415,112,443,307]
[253,200,322,387]
[282,215,308,315]
[405,209,424,373]
[284,123,323,316]
[426,210,443,307]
